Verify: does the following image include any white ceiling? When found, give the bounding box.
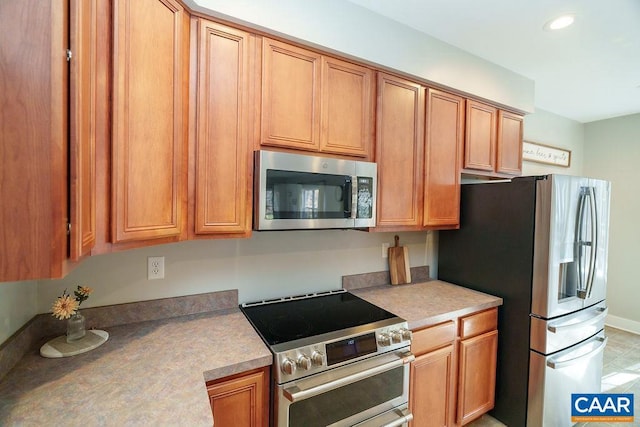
[347,0,640,123]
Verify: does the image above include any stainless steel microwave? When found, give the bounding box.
[254,150,377,230]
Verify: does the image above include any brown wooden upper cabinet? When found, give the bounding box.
[111,0,188,243]
[375,73,425,229]
[192,19,252,237]
[260,38,374,158]
[424,89,465,228]
[496,110,524,175]
[464,99,523,177]
[0,0,98,281]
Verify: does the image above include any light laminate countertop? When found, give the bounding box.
[0,309,272,426]
[353,280,503,330]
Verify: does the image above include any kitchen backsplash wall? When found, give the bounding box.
[0,281,38,345]
[36,230,433,314]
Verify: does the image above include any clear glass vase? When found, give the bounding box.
[66,311,86,343]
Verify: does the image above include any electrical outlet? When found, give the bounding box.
[148,256,165,280]
[382,243,390,258]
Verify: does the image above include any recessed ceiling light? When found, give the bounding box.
[544,14,575,31]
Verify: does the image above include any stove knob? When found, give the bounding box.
[390,331,402,344]
[378,333,391,347]
[399,328,412,341]
[297,354,312,371]
[311,351,325,367]
[281,358,297,376]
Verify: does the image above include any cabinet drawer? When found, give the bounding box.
[460,308,498,339]
[411,321,456,356]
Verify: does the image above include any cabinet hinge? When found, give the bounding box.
[66,49,72,62]
[66,223,71,235]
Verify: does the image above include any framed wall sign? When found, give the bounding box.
[522,141,571,167]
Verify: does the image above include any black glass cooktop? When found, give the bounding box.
[240,290,398,346]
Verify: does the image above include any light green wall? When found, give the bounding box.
[0,281,37,344]
[584,113,640,329]
[522,109,584,176]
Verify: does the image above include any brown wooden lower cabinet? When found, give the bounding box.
[409,308,498,427]
[410,343,457,427]
[206,367,269,427]
[457,329,498,425]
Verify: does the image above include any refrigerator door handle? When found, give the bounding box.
[546,336,607,370]
[575,189,587,297]
[547,307,608,333]
[585,187,598,298]
[576,187,598,299]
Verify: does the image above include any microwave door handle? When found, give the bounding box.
[585,187,598,298]
[575,189,588,298]
[350,176,357,219]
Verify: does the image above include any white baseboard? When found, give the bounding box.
[606,314,640,335]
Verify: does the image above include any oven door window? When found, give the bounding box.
[266,170,351,220]
[288,366,404,427]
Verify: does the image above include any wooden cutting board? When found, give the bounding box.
[389,235,411,285]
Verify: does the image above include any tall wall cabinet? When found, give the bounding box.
[111,0,188,244]
[0,0,96,281]
[191,19,253,237]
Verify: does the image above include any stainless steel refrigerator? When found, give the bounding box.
[439,174,611,427]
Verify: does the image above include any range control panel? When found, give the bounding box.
[274,323,412,384]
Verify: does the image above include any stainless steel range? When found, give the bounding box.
[241,289,414,427]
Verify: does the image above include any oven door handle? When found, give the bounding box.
[283,351,415,403]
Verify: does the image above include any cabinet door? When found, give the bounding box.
[112,0,186,243]
[261,38,321,151]
[464,100,497,172]
[320,57,374,158]
[457,330,498,425]
[410,344,457,427]
[194,20,251,235]
[424,89,464,228]
[69,0,96,261]
[0,0,68,280]
[496,110,523,175]
[207,367,269,427]
[375,73,425,228]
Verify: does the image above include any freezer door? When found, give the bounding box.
[531,175,611,319]
[527,331,606,427]
[530,301,607,354]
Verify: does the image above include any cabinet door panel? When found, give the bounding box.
[195,20,250,234]
[497,111,523,175]
[464,100,497,172]
[375,73,424,228]
[207,368,269,427]
[424,89,464,228]
[261,38,320,151]
[112,0,185,242]
[0,0,67,280]
[69,0,96,260]
[410,344,456,427]
[320,57,374,157]
[458,330,498,425]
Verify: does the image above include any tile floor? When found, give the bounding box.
[468,326,640,426]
